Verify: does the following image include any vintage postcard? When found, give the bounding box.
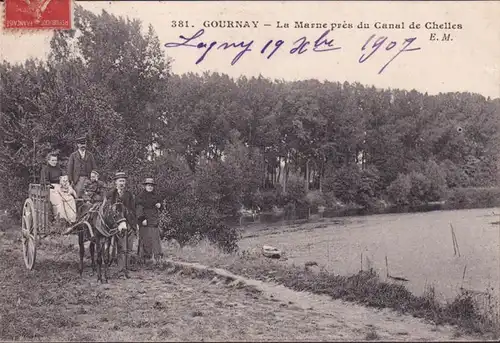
[0,0,499,341]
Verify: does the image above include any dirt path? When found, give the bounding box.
[0,232,473,341]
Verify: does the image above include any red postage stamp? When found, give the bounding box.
[4,0,72,29]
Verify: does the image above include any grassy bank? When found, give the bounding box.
[171,241,500,340]
[2,213,499,339]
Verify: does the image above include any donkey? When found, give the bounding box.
[71,198,130,283]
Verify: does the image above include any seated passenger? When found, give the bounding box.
[82,170,106,204]
[79,170,106,218]
[40,152,63,186]
[51,174,78,225]
[41,152,63,222]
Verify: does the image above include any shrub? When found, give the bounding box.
[324,164,381,209]
[324,165,358,205]
[159,188,240,253]
[388,161,447,207]
[445,289,481,323]
[222,141,264,209]
[283,174,307,207]
[444,187,500,210]
[422,160,447,201]
[257,188,284,212]
[322,191,344,210]
[357,166,383,209]
[440,159,471,188]
[149,155,240,253]
[387,173,412,206]
[305,190,326,212]
[407,171,432,206]
[0,175,26,218]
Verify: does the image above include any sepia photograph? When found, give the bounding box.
[0,0,499,341]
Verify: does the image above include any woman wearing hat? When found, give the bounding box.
[136,177,163,262]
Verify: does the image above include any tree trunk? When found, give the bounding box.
[319,157,323,193]
[305,159,310,193]
[283,159,288,193]
[277,157,282,185]
[262,156,266,188]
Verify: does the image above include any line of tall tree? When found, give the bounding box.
[1,6,499,249]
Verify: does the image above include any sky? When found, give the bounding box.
[1,1,499,99]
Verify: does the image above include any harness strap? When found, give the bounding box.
[94,198,130,238]
[94,213,114,237]
[95,198,114,237]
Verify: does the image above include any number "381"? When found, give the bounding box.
[171,21,190,28]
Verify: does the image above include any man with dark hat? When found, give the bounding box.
[67,136,97,198]
[136,177,163,263]
[105,171,137,278]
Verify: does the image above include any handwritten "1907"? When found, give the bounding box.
[164,28,421,74]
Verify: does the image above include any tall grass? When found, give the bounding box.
[171,240,500,339]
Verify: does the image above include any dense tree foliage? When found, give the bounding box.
[1,6,500,248]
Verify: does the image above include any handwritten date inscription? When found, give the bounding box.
[164,29,421,74]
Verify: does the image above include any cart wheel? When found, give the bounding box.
[21,198,37,270]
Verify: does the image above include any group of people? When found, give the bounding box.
[39,136,164,266]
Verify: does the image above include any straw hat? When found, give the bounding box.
[113,171,127,180]
[76,136,87,145]
[142,178,156,185]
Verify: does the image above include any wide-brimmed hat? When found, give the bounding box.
[142,178,156,185]
[113,171,128,180]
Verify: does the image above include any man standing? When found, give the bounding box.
[105,172,137,278]
[136,178,163,263]
[67,136,97,198]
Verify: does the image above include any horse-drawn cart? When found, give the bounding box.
[21,182,136,283]
[21,183,97,270]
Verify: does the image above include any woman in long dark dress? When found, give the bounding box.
[136,178,163,262]
[40,152,63,222]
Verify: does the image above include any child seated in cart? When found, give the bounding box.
[51,174,78,225]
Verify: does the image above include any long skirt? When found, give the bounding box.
[139,225,163,258]
[49,185,77,223]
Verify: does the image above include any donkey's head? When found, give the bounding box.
[104,200,129,233]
